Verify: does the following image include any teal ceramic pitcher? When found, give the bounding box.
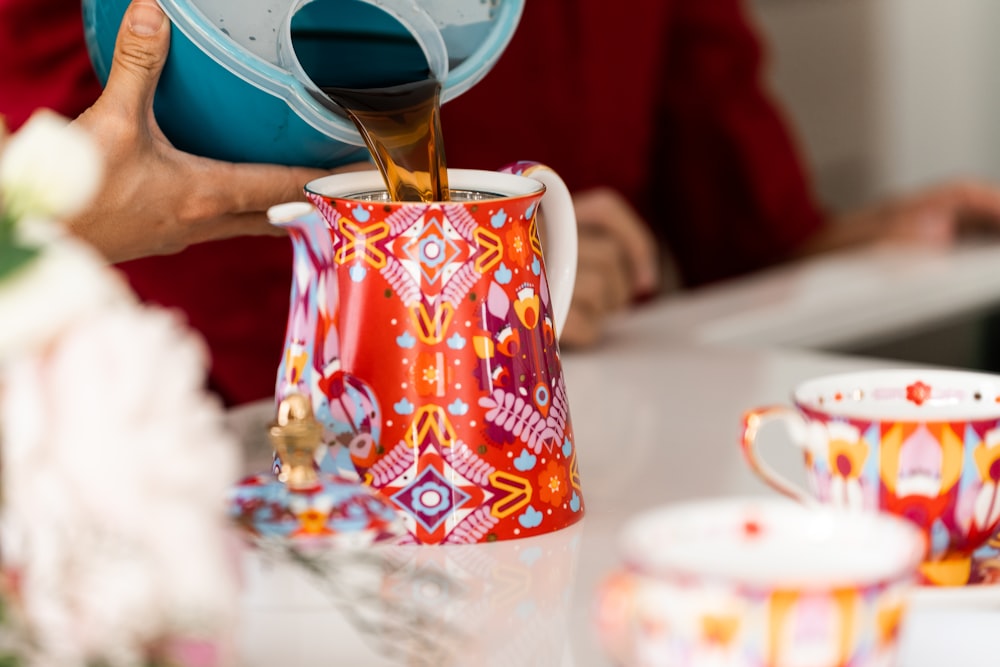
[82,0,524,167]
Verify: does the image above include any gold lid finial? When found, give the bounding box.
[269,394,322,491]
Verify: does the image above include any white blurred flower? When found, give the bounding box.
[0,109,119,364]
[0,305,240,667]
[0,110,103,222]
[0,108,239,666]
[0,234,131,363]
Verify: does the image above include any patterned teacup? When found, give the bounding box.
[594,498,924,667]
[741,368,1000,585]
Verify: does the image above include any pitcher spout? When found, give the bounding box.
[268,201,340,437]
[268,201,324,233]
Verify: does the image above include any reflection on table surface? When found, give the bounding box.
[237,522,581,667]
[228,321,1000,666]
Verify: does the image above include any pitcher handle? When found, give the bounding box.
[740,406,816,504]
[499,161,578,338]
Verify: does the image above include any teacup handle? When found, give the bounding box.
[740,406,816,504]
[499,161,578,338]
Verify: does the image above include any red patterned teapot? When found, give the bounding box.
[267,163,582,544]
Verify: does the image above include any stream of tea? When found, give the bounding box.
[321,77,449,202]
[291,29,449,202]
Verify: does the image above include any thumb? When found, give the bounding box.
[104,0,170,117]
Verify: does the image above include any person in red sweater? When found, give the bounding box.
[5,0,1000,404]
[442,1,1000,344]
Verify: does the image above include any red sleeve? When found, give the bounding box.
[650,0,827,286]
[0,0,102,131]
[443,0,826,288]
[441,1,673,205]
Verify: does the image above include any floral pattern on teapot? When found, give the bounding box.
[271,169,583,544]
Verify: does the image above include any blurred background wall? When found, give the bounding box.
[749,0,1000,213]
[748,0,1000,369]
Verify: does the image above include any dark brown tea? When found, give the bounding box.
[290,24,449,203]
[320,78,449,202]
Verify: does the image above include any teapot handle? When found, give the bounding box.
[499,161,578,339]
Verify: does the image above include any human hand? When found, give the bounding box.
[67,0,362,263]
[560,187,664,348]
[806,180,1000,255]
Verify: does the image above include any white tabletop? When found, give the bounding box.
[229,341,1000,666]
[625,239,1000,349]
[228,242,1000,666]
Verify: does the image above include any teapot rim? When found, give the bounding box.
[304,168,546,202]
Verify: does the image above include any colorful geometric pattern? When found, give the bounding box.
[744,376,1000,586]
[793,406,1000,575]
[227,472,404,545]
[274,180,583,544]
[596,554,911,666]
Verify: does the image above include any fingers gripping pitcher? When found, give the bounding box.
[268,165,583,544]
[83,0,525,167]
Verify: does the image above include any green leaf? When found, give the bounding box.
[0,208,13,233]
[0,243,39,283]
